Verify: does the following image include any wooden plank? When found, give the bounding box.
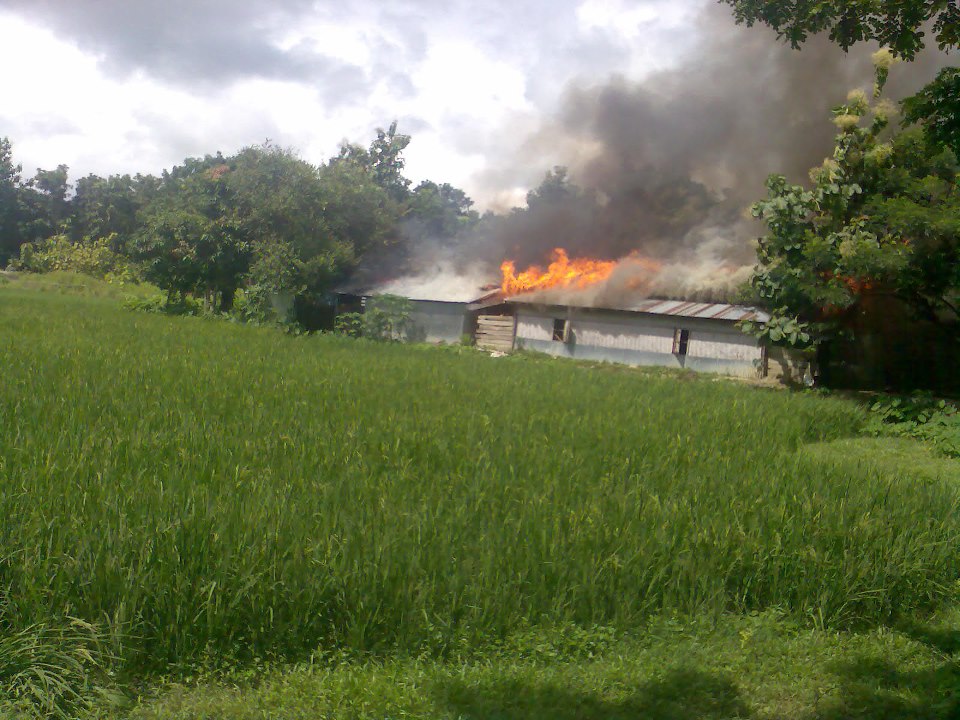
[476,314,515,352]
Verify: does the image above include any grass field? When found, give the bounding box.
[2,276,960,718]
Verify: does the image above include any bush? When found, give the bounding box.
[11,234,141,283]
[232,285,272,324]
[334,311,364,338]
[864,393,960,457]
[123,292,204,316]
[334,294,412,341]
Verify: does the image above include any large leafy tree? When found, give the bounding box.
[405,180,479,239]
[33,164,70,231]
[70,173,155,250]
[525,166,580,209]
[230,144,385,298]
[134,158,250,309]
[333,121,412,202]
[719,0,960,59]
[744,61,959,349]
[317,154,399,260]
[135,143,400,309]
[0,137,24,265]
[902,66,960,156]
[7,166,71,250]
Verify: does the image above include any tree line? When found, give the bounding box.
[0,122,480,315]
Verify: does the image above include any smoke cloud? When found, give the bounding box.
[450,4,951,303]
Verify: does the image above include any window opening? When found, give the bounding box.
[672,328,690,356]
[553,318,568,342]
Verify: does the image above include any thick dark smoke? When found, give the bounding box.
[355,3,950,303]
[483,6,947,270]
[450,4,950,302]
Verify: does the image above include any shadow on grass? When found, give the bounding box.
[434,667,751,720]
[811,629,960,720]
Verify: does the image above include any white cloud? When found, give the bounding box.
[0,1,709,206]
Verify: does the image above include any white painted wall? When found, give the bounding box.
[574,317,675,354]
[514,305,763,376]
[687,330,760,362]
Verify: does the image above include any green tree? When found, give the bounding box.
[368,121,412,201]
[405,180,479,239]
[227,144,370,305]
[134,144,397,312]
[744,65,959,349]
[719,0,960,59]
[34,164,70,229]
[902,67,960,156]
[332,121,412,201]
[525,166,580,209]
[134,161,250,310]
[70,173,151,250]
[0,137,24,265]
[316,157,398,264]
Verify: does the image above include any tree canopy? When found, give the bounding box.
[744,64,960,352]
[902,66,960,156]
[719,0,960,59]
[2,122,480,323]
[0,137,23,265]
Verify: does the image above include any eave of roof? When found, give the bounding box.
[468,292,770,323]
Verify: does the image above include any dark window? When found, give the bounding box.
[553,318,568,342]
[672,328,690,356]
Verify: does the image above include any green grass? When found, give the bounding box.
[0,269,159,300]
[105,611,960,719]
[801,437,960,484]
[2,285,960,716]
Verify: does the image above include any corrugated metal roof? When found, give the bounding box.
[340,282,770,324]
[617,298,770,322]
[497,294,770,323]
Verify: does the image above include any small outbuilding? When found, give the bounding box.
[334,282,479,345]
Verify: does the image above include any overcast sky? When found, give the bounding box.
[0,0,713,207]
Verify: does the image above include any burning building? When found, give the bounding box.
[338,247,776,380]
[469,294,768,378]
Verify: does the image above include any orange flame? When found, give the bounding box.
[823,270,875,295]
[501,248,628,295]
[821,271,876,316]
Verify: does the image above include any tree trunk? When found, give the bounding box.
[219,286,236,313]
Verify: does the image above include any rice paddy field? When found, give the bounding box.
[2,276,960,718]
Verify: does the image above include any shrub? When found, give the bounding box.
[11,234,141,282]
[864,393,960,457]
[334,294,412,341]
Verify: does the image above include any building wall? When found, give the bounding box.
[515,306,763,377]
[405,300,468,344]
